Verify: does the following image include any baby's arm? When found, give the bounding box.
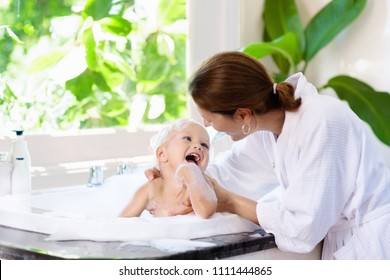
[119,183,150,217]
[176,162,217,218]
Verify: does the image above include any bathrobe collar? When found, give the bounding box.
[284,72,317,100]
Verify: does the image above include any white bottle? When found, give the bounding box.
[0,152,13,196]
[10,130,31,176]
[12,157,31,195]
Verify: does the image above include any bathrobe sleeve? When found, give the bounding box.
[257,97,362,253]
[206,132,280,200]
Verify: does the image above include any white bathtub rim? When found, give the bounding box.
[0,193,261,242]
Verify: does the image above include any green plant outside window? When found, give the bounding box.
[0,0,187,134]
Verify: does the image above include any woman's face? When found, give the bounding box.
[197,107,246,142]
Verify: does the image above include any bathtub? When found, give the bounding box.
[0,172,325,259]
[0,172,260,242]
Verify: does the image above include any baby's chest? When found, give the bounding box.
[146,193,192,217]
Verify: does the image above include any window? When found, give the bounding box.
[0,0,187,134]
[0,0,242,188]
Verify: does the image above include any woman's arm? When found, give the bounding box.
[176,163,217,218]
[119,183,150,217]
[207,176,259,224]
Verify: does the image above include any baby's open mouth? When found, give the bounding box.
[185,153,200,165]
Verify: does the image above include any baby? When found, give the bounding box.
[120,119,217,218]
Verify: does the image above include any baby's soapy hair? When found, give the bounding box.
[150,119,204,165]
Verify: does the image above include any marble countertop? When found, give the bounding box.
[0,225,276,260]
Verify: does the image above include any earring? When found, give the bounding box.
[241,123,251,135]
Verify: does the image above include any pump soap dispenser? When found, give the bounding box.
[12,157,31,194]
[10,130,32,195]
[10,130,31,173]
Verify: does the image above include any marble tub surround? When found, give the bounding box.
[0,225,275,260]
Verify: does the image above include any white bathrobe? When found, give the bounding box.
[207,73,390,259]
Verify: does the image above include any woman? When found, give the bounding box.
[188,51,390,259]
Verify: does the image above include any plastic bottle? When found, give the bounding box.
[0,152,12,196]
[11,157,31,195]
[10,130,31,176]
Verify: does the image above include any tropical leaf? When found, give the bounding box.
[263,0,304,73]
[304,0,366,62]
[241,32,301,71]
[324,75,390,145]
[263,0,305,51]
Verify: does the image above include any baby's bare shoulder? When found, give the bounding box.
[144,177,164,196]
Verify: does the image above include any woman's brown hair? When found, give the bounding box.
[189,51,301,117]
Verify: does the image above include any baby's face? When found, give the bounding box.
[166,123,210,172]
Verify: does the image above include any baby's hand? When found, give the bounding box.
[144,167,161,181]
[175,162,201,185]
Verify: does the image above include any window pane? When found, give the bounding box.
[0,0,187,135]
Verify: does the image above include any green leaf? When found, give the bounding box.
[0,25,23,44]
[27,47,70,73]
[263,0,305,52]
[304,0,366,62]
[82,27,98,70]
[84,0,112,20]
[65,70,94,101]
[92,71,111,92]
[99,60,126,89]
[324,75,390,146]
[156,33,177,64]
[241,32,301,72]
[99,53,136,82]
[263,0,305,72]
[99,16,132,36]
[137,33,171,81]
[101,95,129,118]
[158,0,186,26]
[0,79,17,114]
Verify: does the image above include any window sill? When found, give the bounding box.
[1,128,158,189]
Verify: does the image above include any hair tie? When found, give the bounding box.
[273,83,277,94]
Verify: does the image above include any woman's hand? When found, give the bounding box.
[205,175,259,225]
[205,175,231,212]
[144,167,161,181]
